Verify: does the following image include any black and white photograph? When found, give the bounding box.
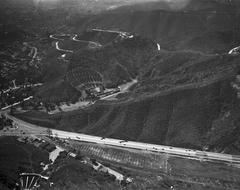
[0,0,240,189]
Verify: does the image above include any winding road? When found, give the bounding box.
[55,41,73,53]
[50,29,160,54]
[72,34,102,48]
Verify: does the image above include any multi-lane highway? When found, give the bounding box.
[45,129,240,165]
[2,111,240,167]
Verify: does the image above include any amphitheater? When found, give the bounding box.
[66,67,104,98]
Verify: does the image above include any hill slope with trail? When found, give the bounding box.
[72,1,240,54]
[16,50,240,154]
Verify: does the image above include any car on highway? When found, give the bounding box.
[119,140,128,143]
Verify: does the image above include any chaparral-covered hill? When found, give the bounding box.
[2,0,240,154]
[16,47,240,154]
[34,33,157,103]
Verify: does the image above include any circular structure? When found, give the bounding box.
[19,173,48,190]
[66,67,104,98]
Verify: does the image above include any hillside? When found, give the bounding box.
[2,0,240,154]
[71,2,240,54]
[32,33,157,104]
[15,74,240,154]
[3,0,240,189]
[111,0,233,12]
[15,49,240,154]
[70,35,157,81]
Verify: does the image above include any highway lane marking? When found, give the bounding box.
[2,109,240,166]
